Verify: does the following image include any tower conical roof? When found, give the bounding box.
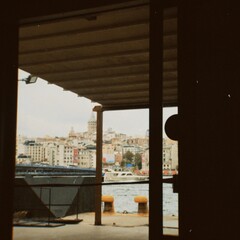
[88,112,96,122]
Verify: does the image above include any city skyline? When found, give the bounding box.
[17,69,177,138]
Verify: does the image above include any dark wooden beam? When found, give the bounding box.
[18,0,149,25]
[0,3,18,239]
[49,70,176,86]
[57,73,149,88]
[19,49,149,68]
[19,19,149,41]
[72,82,149,95]
[19,35,148,55]
[69,79,176,92]
[149,0,164,239]
[37,62,149,78]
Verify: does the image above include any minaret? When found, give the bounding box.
[88,112,96,134]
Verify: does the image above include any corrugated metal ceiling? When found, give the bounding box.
[19,4,177,110]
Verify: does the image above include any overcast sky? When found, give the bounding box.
[17,69,177,138]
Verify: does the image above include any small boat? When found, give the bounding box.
[103,169,149,182]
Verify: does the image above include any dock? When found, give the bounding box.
[13,212,178,240]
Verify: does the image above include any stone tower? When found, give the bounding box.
[88,112,96,134]
[69,126,76,138]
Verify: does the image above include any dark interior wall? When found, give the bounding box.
[0,2,18,239]
[179,1,240,239]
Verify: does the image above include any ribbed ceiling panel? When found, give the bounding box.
[19,4,177,109]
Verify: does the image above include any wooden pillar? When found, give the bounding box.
[93,106,103,225]
[0,2,18,240]
[149,0,163,239]
[178,1,196,239]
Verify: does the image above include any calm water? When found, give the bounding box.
[102,183,178,216]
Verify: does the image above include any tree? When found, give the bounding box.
[123,151,134,165]
[120,159,126,168]
[134,153,142,170]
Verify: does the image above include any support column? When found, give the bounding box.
[149,0,163,239]
[0,3,18,240]
[93,106,103,225]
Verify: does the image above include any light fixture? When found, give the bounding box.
[19,75,38,84]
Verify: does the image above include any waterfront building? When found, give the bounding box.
[103,128,116,141]
[44,142,57,165]
[127,137,149,148]
[115,133,127,141]
[111,137,121,145]
[141,149,149,173]
[103,143,115,155]
[163,138,178,170]
[170,142,178,170]
[24,140,45,163]
[76,148,92,168]
[122,144,143,155]
[16,135,27,156]
[89,150,96,168]
[57,144,74,166]
[16,154,32,164]
[114,152,123,166]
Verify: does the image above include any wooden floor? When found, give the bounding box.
[13,212,178,240]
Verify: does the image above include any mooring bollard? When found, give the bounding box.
[102,195,114,213]
[134,196,148,214]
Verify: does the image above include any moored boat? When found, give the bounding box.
[103,169,149,182]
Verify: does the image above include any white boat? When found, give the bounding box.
[103,169,149,182]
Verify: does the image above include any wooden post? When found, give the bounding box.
[93,106,103,225]
[149,0,164,238]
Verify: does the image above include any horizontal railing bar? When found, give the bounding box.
[14,177,175,188]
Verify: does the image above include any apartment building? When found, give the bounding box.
[24,140,45,163]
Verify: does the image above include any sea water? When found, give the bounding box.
[102,183,178,216]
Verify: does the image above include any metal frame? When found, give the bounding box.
[0,5,19,239]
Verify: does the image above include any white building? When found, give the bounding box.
[77,149,91,168]
[74,148,96,168]
[163,145,172,170]
[122,144,143,155]
[163,139,178,170]
[24,140,45,163]
[58,144,73,166]
[141,148,149,172]
[44,142,57,165]
[16,135,27,156]
[89,150,96,168]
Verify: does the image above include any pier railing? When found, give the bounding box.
[14,177,178,228]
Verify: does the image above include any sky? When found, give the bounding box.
[17,69,177,138]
